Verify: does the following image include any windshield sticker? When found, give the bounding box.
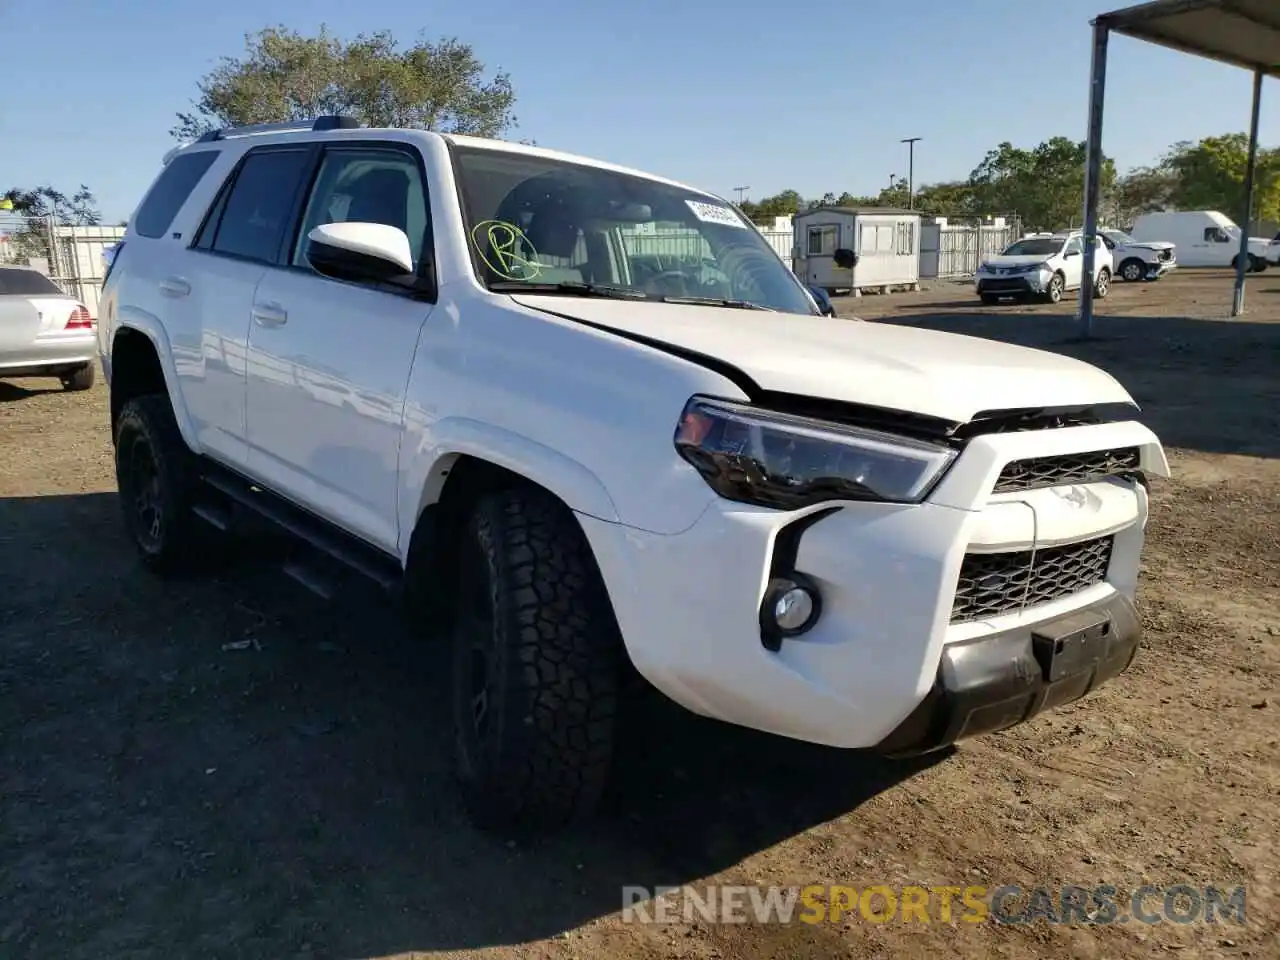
[471,219,543,280]
[685,200,747,229]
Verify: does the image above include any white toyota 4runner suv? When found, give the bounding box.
[100,117,1168,833]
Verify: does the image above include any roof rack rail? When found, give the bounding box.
[195,115,362,143]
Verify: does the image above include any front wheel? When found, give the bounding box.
[1093,267,1111,299]
[1119,258,1146,282]
[451,486,622,834]
[1044,272,1065,303]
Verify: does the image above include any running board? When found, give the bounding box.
[197,461,402,591]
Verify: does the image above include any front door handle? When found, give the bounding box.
[159,276,190,297]
[252,301,288,328]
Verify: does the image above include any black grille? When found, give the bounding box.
[993,447,1141,493]
[951,536,1114,623]
[982,278,1031,292]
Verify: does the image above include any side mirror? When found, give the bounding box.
[833,248,858,269]
[306,222,415,284]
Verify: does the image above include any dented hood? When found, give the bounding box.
[512,295,1136,424]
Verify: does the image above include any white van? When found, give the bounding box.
[1130,211,1270,271]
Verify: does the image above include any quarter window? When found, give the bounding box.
[133,151,219,239]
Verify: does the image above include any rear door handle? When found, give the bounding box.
[159,276,190,297]
[251,301,288,328]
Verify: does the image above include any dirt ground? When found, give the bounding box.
[1,268,1277,960]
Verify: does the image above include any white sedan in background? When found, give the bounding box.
[0,265,97,390]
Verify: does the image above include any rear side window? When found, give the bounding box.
[0,266,64,295]
[207,149,311,263]
[133,151,220,239]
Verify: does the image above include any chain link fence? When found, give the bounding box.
[0,214,127,317]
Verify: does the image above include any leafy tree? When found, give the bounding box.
[967,137,1116,232]
[1160,134,1280,223]
[739,189,804,223]
[172,25,517,141]
[0,185,101,266]
[1112,165,1178,225]
[910,180,977,217]
[1,184,101,225]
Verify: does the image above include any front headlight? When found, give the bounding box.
[673,397,958,509]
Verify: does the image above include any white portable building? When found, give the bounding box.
[793,206,921,294]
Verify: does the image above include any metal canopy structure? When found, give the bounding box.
[1077,0,1280,335]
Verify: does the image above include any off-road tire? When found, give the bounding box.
[451,486,621,834]
[1119,258,1146,282]
[114,394,216,575]
[62,363,95,391]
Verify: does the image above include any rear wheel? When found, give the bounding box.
[450,486,621,835]
[114,394,216,575]
[1252,255,1268,273]
[61,363,95,391]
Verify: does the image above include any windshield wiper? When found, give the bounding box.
[660,295,774,311]
[490,280,649,300]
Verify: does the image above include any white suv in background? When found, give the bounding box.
[975,231,1113,305]
[99,117,1168,834]
[1099,228,1176,282]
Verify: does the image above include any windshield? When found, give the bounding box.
[1104,229,1134,244]
[450,146,815,314]
[1001,238,1062,257]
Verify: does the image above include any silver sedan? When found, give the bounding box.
[0,265,96,390]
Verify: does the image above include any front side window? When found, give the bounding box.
[207,149,311,263]
[1205,226,1232,243]
[1064,237,1084,256]
[291,148,430,270]
[451,146,814,314]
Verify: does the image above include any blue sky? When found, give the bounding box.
[1,0,1276,222]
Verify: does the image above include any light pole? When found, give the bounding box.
[733,185,751,205]
[900,137,921,209]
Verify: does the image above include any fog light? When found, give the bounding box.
[774,587,814,631]
[760,575,822,645]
